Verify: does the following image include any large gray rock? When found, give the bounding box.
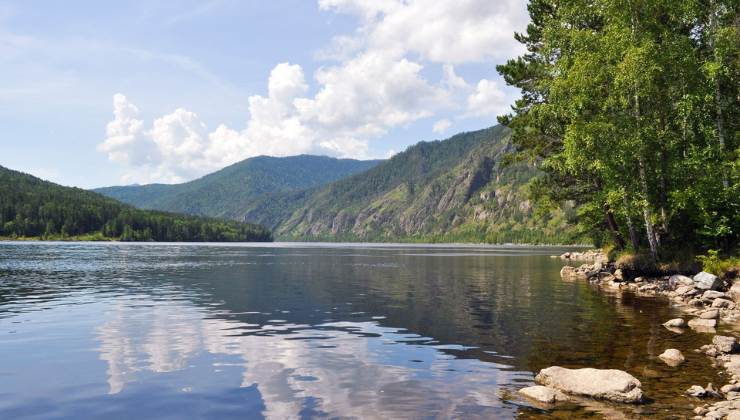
[535,366,643,403]
[518,385,568,404]
[694,271,722,290]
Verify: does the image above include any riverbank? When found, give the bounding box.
[534,250,740,418]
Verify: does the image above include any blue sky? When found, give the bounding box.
[0,0,529,188]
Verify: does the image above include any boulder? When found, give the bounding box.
[694,271,722,291]
[658,349,685,366]
[614,269,624,281]
[713,336,739,354]
[675,285,700,297]
[713,298,736,309]
[663,318,686,328]
[518,385,568,404]
[535,366,643,403]
[669,274,695,289]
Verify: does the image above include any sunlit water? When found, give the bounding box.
[0,242,723,419]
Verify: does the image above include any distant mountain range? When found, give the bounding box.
[95,126,578,244]
[94,155,381,220]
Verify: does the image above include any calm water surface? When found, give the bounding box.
[0,242,723,419]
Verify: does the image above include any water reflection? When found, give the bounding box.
[0,243,726,418]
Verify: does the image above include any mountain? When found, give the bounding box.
[245,126,578,243]
[0,166,271,242]
[94,155,382,220]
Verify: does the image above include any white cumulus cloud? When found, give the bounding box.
[432,119,451,134]
[466,79,507,118]
[99,1,528,183]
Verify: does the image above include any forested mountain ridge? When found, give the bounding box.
[94,155,382,220]
[245,125,578,243]
[0,166,272,242]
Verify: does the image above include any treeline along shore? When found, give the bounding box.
[0,165,272,242]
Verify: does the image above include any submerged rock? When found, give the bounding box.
[658,349,685,366]
[518,385,568,404]
[535,366,643,403]
[694,271,722,291]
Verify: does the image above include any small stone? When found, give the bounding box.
[729,280,740,302]
[713,336,739,354]
[694,271,722,291]
[700,309,720,319]
[727,411,740,420]
[518,385,568,404]
[703,290,727,300]
[689,318,718,329]
[614,269,624,281]
[727,391,740,401]
[670,274,695,289]
[658,349,685,365]
[694,406,709,415]
[689,298,704,307]
[663,318,686,328]
[687,385,707,397]
[676,285,701,296]
[705,383,722,398]
[713,298,735,309]
[721,384,740,394]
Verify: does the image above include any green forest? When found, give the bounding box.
[0,165,272,242]
[498,0,738,259]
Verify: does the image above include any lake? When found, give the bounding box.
[0,242,721,419]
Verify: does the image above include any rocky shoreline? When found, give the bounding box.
[519,250,740,419]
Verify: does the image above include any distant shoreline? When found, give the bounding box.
[0,237,590,248]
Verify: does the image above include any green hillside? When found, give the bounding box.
[94,155,382,219]
[0,166,272,242]
[246,126,579,244]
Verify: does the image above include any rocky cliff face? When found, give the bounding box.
[249,126,576,243]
